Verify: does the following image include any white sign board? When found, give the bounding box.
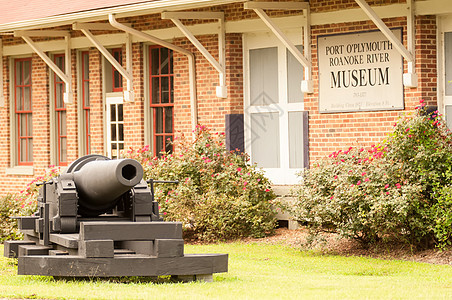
[318,29,403,113]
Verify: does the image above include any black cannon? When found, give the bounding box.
[4,155,227,280]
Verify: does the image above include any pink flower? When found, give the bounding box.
[334,175,338,179]
[405,128,410,132]
[257,178,261,182]
[361,172,367,176]
[163,212,167,215]
[244,181,248,186]
[237,167,242,172]
[364,178,370,182]
[206,159,212,163]
[396,183,401,189]
[384,184,389,189]
[265,189,270,192]
[357,180,361,186]
[330,196,334,200]
[205,144,210,147]
[386,191,390,195]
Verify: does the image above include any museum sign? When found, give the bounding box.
[318,29,403,113]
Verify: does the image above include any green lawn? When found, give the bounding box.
[1,242,452,299]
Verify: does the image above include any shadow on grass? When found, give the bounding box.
[51,274,241,284]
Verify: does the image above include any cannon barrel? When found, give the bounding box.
[66,155,143,216]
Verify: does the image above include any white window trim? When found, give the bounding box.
[76,49,92,157]
[49,52,60,167]
[105,94,124,159]
[243,30,306,185]
[143,44,152,149]
[7,56,34,175]
[438,15,452,114]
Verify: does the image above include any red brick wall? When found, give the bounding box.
[173,32,244,137]
[124,42,145,151]
[88,48,104,155]
[306,15,437,162]
[66,49,79,163]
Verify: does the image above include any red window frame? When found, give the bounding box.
[112,48,123,92]
[53,54,67,166]
[149,46,174,155]
[14,57,33,166]
[81,51,91,155]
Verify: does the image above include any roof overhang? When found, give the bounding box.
[0,0,244,33]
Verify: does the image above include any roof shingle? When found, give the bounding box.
[0,0,155,25]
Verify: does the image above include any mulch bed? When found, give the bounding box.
[240,227,452,266]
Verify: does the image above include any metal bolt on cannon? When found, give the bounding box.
[3,155,228,281]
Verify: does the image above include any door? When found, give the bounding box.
[439,15,452,129]
[106,95,124,159]
[244,31,309,185]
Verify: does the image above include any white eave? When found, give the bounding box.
[0,0,244,33]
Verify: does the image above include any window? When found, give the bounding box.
[149,46,174,155]
[14,58,33,166]
[112,48,123,92]
[106,97,124,159]
[245,32,308,184]
[81,51,91,154]
[53,54,67,166]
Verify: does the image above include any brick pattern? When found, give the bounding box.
[88,48,104,156]
[172,32,244,136]
[306,15,437,162]
[124,42,145,151]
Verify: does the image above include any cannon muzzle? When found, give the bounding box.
[66,155,143,216]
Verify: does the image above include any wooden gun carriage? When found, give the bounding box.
[3,155,227,281]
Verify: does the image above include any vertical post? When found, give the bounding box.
[43,203,50,246]
[302,6,313,93]
[125,32,134,102]
[217,16,227,98]
[407,0,415,74]
[64,35,73,103]
[0,38,4,107]
[39,182,50,246]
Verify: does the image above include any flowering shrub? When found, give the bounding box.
[290,100,452,248]
[0,166,61,241]
[124,125,277,241]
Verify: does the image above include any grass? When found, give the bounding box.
[1,242,452,299]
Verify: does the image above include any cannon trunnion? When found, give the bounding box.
[4,155,228,280]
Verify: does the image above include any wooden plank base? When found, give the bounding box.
[3,241,36,258]
[18,253,228,277]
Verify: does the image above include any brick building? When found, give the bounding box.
[0,0,448,194]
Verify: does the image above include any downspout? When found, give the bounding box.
[108,14,198,133]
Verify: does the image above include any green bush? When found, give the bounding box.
[124,125,277,241]
[0,167,60,242]
[289,100,452,248]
